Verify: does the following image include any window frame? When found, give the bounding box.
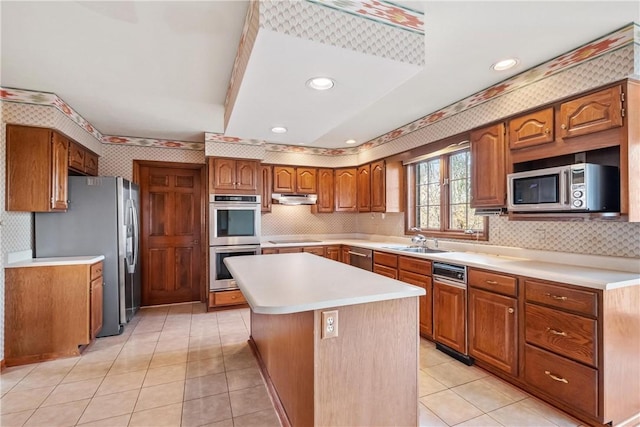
[405,142,488,241]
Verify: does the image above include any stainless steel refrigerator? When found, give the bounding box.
[35,176,141,337]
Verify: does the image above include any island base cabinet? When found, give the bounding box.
[250,298,419,427]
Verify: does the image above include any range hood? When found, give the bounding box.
[272,193,318,205]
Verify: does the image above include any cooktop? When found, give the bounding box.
[268,239,322,244]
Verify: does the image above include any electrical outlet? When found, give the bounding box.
[321,310,338,339]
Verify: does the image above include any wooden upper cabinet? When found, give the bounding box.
[314,168,334,213]
[370,160,386,212]
[6,125,69,212]
[260,165,272,212]
[68,140,99,176]
[509,108,554,150]
[209,158,258,194]
[273,166,296,193]
[470,123,507,208]
[558,85,623,139]
[296,168,317,193]
[335,168,357,212]
[357,164,371,212]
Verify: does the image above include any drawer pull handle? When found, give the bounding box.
[545,371,569,384]
[485,280,498,285]
[544,293,568,301]
[547,328,567,336]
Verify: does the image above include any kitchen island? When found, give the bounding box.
[225,252,425,427]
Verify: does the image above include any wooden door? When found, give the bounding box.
[51,132,69,211]
[470,123,506,208]
[508,108,554,149]
[138,162,205,306]
[296,168,317,193]
[260,165,272,212]
[235,160,258,192]
[559,85,623,139]
[399,271,433,339]
[370,160,386,212]
[433,281,466,354]
[357,164,371,212]
[335,168,357,212]
[468,288,518,375]
[273,166,296,193]
[315,169,334,213]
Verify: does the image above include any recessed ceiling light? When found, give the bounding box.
[491,58,519,71]
[345,139,356,144]
[306,77,335,91]
[271,126,287,134]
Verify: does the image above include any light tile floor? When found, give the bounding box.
[0,303,584,427]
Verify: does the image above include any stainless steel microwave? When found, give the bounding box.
[507,163,619,212]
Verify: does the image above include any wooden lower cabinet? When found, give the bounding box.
[325,245,340,261]
[4,261,103,366]
[432,280,466,354]
[399,270,432,339]
[340,246,350,264]
[209,289,247,308]
[303,246,325,257]
[373,264,397,279]
[468,287,517,376]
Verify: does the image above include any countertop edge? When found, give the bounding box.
[5,255,106,268]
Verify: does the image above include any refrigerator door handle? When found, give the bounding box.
[130,199,140,274]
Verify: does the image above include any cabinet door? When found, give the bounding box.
[235,160,258,192]
[68,140,85,172]
[296,168,317,193]
[303,246,325,256]
[340,246,350,263]
[399,270,433,339]
[325,246,340,261]
[468,287,518,375]
[373,264,397,279]
[273,166,296,193]
[357,164,371,212]
[90,277,103,340]
[433,281,466,354]
[315,168,334,213]
[84,151,99,176]
[370,160,386,212]
[559,86,623,139]
[51,132,69,211]
[508,108,554,150]
[260,165,272,212]
[470,123,506,208]
[211,158,236,192]
[335,168,357,212]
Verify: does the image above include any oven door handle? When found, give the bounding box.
[213,245,261,254]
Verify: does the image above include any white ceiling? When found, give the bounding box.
[1,1,638,149]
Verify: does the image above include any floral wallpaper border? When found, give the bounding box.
[305,0,424,35]
[1,22,636,155]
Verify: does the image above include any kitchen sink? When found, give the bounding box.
[383,246,447,254]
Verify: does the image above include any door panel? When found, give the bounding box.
[139,163,204,306]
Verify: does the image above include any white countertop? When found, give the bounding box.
[261,238,640,291]
[224,252,425,315]
[5,255,105,268]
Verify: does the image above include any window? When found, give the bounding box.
[407,147,487,239]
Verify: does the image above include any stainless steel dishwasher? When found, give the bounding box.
[432,262,474,365]
[348,247,373,271]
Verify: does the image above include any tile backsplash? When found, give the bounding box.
[261,208,640,258]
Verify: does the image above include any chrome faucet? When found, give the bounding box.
[411,234,427,247]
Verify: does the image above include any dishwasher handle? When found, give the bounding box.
[348,250,371,258]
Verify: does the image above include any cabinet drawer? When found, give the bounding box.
[90,262,103,280]
[525,279,597,317]
[374,251,397,268]
[525,303,597,367]
[398,256,431,275]
[213,290,246,306]
[303,246,325,256]
[373,264,397,279]
[525,344,598,417]
[278,247,303,254]
[469,269,517,296]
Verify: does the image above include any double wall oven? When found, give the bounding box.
[209,195,261,291]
